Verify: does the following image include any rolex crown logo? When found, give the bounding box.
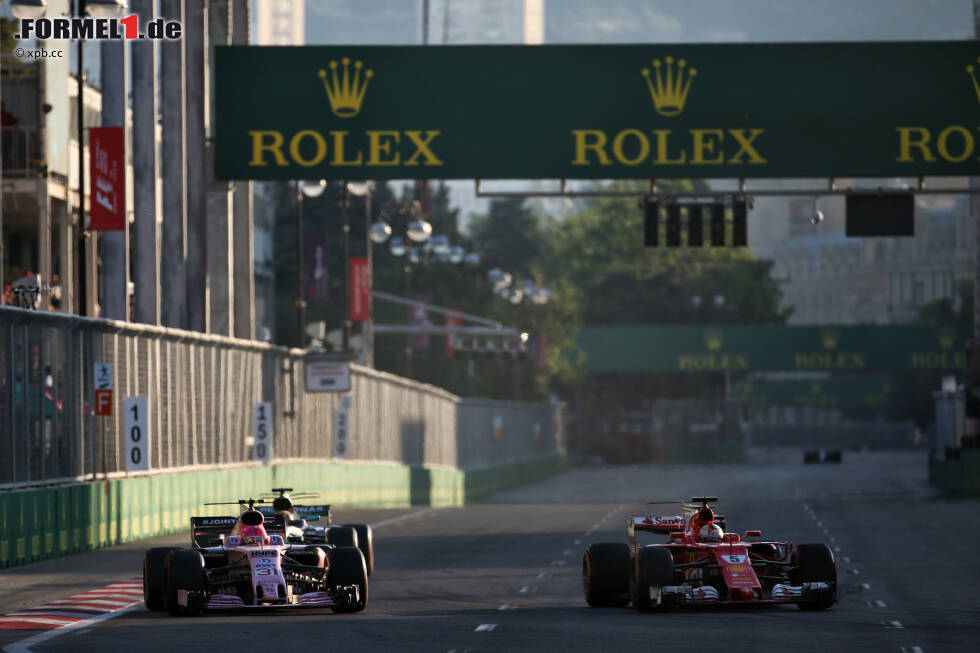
[966,57,980,105]
[938,327,955,349]
[319,57,374,118]
[820,328,840,350]
[641,56,697,117]
[704,329,723,352]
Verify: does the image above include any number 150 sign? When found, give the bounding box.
[253,402,273,463]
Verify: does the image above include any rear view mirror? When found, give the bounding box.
[744,530,762,538]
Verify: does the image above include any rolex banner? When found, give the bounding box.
[577,324,971,373]
[215,42,980,180]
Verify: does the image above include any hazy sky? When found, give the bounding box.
[305,0,974,46]
[545,0,973,44]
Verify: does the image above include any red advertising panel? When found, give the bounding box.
[349,257,371,322]
[89,127,125,231]
[445,310,462,358]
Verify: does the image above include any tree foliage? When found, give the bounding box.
[919,277,972,324]
[271,178,791,403]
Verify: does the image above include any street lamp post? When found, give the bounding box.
[340,183,351,353]
[368,200,432,378]
[295,179,326,348]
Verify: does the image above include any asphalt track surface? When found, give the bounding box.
[1,449,977,653]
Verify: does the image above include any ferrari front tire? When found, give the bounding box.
[582,543,631,607]
[633,546,674,611]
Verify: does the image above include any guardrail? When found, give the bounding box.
[0,307,565,489]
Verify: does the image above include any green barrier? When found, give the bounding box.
[0,493,8,568]
[464,453,568,502]
[929,451,980,495]
[10,492,25,566]
[56,486,71,555]
[40,488,56,560]
[25,490,41,563]
[0,455,569,569]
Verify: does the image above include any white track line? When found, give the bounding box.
[369,508,439,529]
[474,623,497,632]
[3,602,143,653]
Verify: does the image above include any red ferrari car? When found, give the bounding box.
[582,497,836,610]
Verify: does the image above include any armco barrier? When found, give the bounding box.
[929,450,980,495]
[0,455,569,568]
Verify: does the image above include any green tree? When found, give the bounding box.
[1,19,19,56]
[919,276,972,324]
[542,188,790,325]
[467,198,543,274]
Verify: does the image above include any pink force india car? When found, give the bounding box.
[582,497,836,610]
[142,499,368,616]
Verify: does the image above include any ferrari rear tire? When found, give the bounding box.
[328,546,368,613]
[632,546,674,611]
[342,523,374,576]
[165,550,207,616]
[582,543,631,607]
[794,543,837,610]
[327,525,359,549]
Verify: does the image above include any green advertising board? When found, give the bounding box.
[215,41,980,180]
[731,375,897,409]
[577,323,969,373]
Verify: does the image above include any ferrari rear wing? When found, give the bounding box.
[629,515,686,536]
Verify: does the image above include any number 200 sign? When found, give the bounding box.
[123,396,149,472]
[253,402,273,463]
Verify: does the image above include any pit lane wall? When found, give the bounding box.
[0,453,566,568]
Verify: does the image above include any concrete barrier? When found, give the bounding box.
[662,444,747,465]
[929,450,980,495]
[0,454,567,569]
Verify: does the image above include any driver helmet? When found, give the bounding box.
[241,525,268,546]
[698,523,724,543]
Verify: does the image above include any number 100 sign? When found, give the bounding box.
[123,396,149,472]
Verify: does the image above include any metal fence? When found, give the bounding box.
[0,307,565,489]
